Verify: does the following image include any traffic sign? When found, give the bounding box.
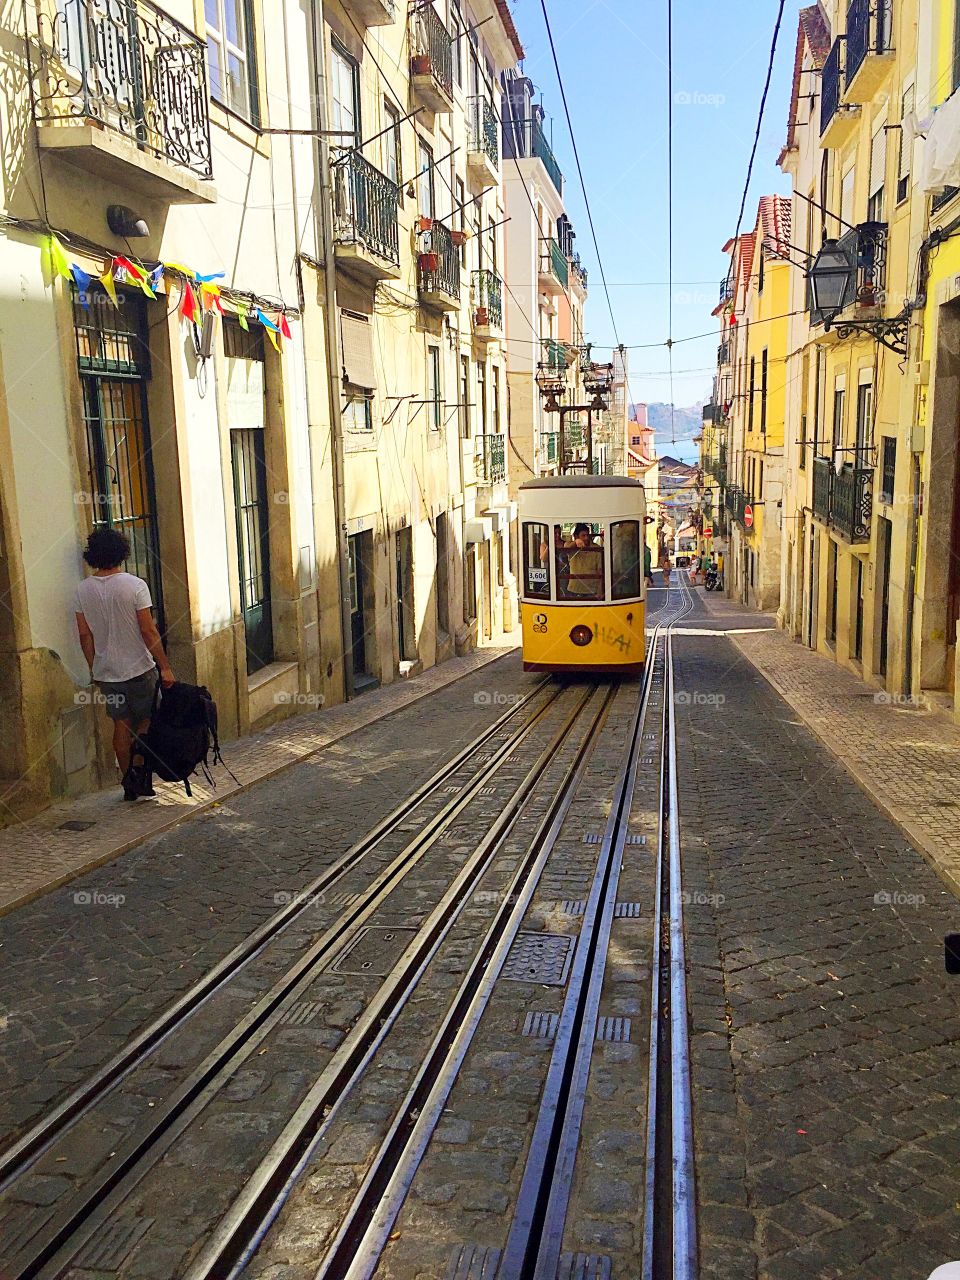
[703,524,713,538]
[744,505,754,529]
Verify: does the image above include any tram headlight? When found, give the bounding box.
[569,624,593,647]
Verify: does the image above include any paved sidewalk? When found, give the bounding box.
[692,587,960,902]
[0,644,517,916]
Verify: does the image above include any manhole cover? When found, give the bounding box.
[502,932,575,986]
[330,926,417,976]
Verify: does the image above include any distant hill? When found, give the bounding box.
[645,402,704,443]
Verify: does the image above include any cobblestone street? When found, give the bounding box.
[1,594,959,1279]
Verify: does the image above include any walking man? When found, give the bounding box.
[75,528,174,800]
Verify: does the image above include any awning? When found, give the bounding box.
[465,517,493,545]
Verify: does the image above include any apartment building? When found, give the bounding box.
[0,0,529,821]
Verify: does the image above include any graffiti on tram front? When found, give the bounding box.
[593,624,633,654]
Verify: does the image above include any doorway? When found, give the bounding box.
[876,516,893,679]
[395,527,414,663]
[853,556,865,661]
[231,428,273,673]
[436,512,450,637]
[348,531,377,688]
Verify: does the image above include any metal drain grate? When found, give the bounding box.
[330,926,418,976]
[442,785,461,794]
[624,834,647,846]
[561,900,586,916]
[278,1000,324,1027]
[0,1204,53,1255]
[596,1016,632,1043]
[557,1254,612,1280]
[502,933,576,986]
[614,902,642,918]
[446,1244,502,1278]
[522,1011,560,1039]
[74,1217,154,1269]
[479,786,496,796]
[330,892,360,907]
[582,833,603,845]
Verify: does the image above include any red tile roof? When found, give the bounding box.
[758,194,792,262]
[782,4,831,157]
[495,0,525,61]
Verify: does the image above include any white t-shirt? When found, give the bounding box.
[75,573,156,683]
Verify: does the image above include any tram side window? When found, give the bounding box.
[522,521,550,598]
[555,522,605,601]
[611,521,642,600]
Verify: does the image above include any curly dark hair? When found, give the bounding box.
[83,527,130,570]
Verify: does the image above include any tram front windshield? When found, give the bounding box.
[553,523,605,601]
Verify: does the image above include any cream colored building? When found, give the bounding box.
[0,0,527,821]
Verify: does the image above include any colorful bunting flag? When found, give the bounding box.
[236,302,249,332]
[265,326,281,352]
[279,312,292,340]
[48,235,73,282]
[100,267,118,307]
[255,309,280,332]
[114,256,156,299]
[180,279,199,323]
[71,264,93,305]
[148,264,165,294]
[196,270,226,283]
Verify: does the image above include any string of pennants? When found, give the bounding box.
[47,234,294,351]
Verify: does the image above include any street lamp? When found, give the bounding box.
[807,238,854,327]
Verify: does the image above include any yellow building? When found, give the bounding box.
[713,197,791,611]
[778,0,922,692]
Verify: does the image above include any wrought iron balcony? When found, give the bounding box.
[418,218,460,309]
[570,254,588,290]
[410,2,453,113]
[333,151,400,274]
[845,0,893,97]
[719,277,734,304]
[502,115,562,196]
[540,338,570,373]
[31,0,212,188]
[831,463,873,541]
[812,457,832,523]
[472,270,503,333]
[467,96,498,183]
[539,237,569,292]
[717,341,730,365]
[477,433,506,483]
[820,38,842,136]
[807,221,888,327]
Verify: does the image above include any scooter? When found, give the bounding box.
[704,566,722,591]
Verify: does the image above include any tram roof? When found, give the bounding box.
[519,475,643,490]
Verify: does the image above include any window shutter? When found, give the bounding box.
[900,83,915,181]
[841,167,856,227]
[340,311,376,390]
[870,120,887,199]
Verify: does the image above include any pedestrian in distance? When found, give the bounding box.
[661,558,672,588]
[643,542,654,589]
[75,528,175,802]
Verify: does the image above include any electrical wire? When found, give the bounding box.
[730,0,788,250]
[667,0,675,445]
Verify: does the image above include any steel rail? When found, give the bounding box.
[498,636,663,1279]
[0,679,555,1193]
[231,684,620,1280]
[11,687,595,1280]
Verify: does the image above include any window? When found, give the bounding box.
[819,152,830,242]
[760,347,768,433]
[758,459,764,498]
[800,414,807,471]
[418,139,435,217]
[427,344,441,430]
[840,165,856,230]
[631,434,641,446]
[206,0,258,122]
[331,41,360,148]
[868,118,887,222]
[757,247,765,294]
[554,522,605,601]
[477,361,487,433]
[832,385,846,456]
[491,367,501,432]
[898,83,915,204]
[456,178,466,267]
[383,101,401,185]
[855,379,873,466]
[611,521,642,600]
[748,356,755,431]
[452,0,463,86]
[813,347,825,456]
[343,391,372,430]
[881,436,896,503]
[522,521,550,598]
[488,216,497,273]
[460,355,471,438]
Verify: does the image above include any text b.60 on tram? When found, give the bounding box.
[519,475,647,676]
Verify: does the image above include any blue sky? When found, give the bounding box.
[514,0,795,434]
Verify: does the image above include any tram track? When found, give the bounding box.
[0,682,607,1280]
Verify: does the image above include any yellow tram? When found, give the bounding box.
[519,475,647,675]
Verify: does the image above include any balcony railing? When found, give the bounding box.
[540,237,569,288]
[502,115,562,195]
[812,456,872,541]
[807,221,888,324]
[477,433,506,483]
[472,269,503,329]
[411,2,453,100]
[717,341,730,365]
[846,0,892,86]
[32,0,212,179]
[812,456,832,522]
[719,277,734,305]
[820,38,843,135]
[570,254,588,289]
[468,96,498,171]
[541,431,558,466]
[418,218,460,303]
[333,151,400,265]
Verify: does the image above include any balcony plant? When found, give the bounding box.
[418,251,439,272]
[450,229,468,247]
[475,305,489,325]
[417,216,433,232]
[411,53,431,76]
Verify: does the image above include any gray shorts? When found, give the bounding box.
[96,670,157,723]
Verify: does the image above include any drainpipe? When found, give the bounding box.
[309,2,354,701]
[903,454,920,701]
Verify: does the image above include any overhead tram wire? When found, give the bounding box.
[730,0,788,251]
[667,0,675,446]
[537,0,623,353]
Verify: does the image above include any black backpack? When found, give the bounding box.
[134,681,233,797]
